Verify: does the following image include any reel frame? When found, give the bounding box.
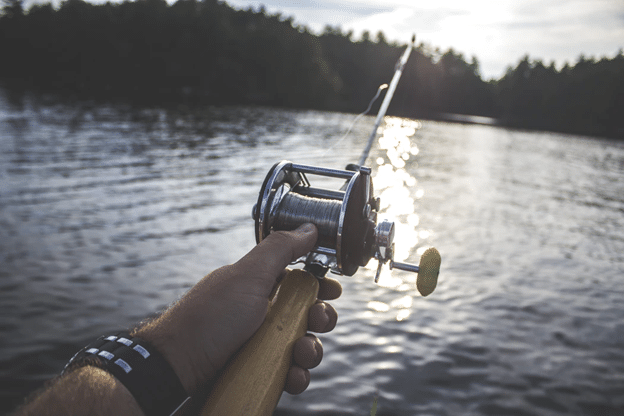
[252,160,440,292]
[253,161,376,276]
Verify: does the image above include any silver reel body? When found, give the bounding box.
[252,161,423,281]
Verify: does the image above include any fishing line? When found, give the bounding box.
[358,35,415,166]
[320,34,415,166]
[320,83,388,157]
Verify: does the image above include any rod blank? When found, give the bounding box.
[357,35,416,166]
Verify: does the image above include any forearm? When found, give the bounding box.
[15,366,144,416]
[13,225,328,415]
[13,278,226,416]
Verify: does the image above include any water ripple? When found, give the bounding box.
[2,92,624,415]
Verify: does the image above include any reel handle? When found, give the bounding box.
[199,269,319,416]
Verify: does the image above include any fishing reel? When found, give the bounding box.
[252,161,440,296]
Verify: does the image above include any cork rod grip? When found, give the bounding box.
[200,269,320,416]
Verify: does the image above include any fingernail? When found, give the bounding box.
[314,339,323,363]
[311,340,319,360]
[323,310,332,331]
[318,303,329,328]
[298,223,316,234]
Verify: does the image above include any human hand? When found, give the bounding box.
[134,223,342,396]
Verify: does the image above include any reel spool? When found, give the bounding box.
[252,161,440,295]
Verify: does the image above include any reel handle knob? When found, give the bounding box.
[373,220,441,296]
[391,247,441,296]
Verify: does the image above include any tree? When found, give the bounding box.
[375,30,387,45]
[1,0,23,17]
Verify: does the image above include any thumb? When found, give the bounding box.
[234,223,318,290]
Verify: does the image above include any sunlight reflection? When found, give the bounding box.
[368,300,390,312]
[385,345,403,354]
[397,283,413,292]
[375,337,389,345]
[393,225,419,262]
[407,213,420,227]
[375,269,404,289]
[390,295,413,309]
[379,187,413,215]
[396,309,411,321]
[384,345,403,354]
[368,116,433,319]
[360,310,375,319]
[416,246,429,256]
[372,117,425,269]
[375,361,402,370]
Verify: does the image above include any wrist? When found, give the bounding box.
[132,309,214,395]
[132,265,247,395]
[63,332,190,416]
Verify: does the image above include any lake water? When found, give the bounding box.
[1,89,623,415]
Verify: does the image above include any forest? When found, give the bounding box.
[1,0,622,139]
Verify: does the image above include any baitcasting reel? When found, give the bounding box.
[252,161,440,296]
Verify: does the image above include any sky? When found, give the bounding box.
[223,0,624,80]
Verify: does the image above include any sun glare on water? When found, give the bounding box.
[365,116,432,321]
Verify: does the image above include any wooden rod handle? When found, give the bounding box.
[200,269,320,416]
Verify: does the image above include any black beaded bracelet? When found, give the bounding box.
[63,332,190,416]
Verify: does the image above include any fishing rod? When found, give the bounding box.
[358,34,416,167]
[199,35,440,416]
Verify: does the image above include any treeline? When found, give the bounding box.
[1,0,622,138]
[495,54,624,138]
